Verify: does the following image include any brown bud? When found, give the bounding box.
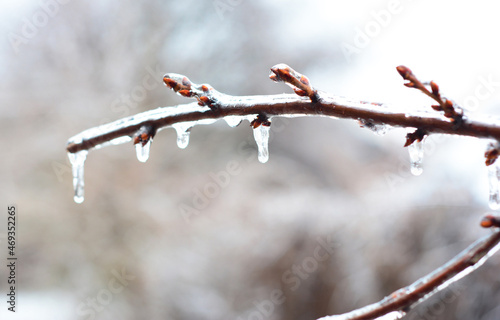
[178,90,193,97]
[182,77,191,87]
[481,215,500,228]
[396,65,412,80]
[485,148,500,166]
[250,119,261,129]
[404,128,426,147]
[201,85,210,92]
[199,96,210,105]
[430,81,439,96]
[163,77,177,89]
[404,82,415,88]
[300,75,310,86]
[431,105,442,111]
[293,88,308,96]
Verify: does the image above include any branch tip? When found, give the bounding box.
[269,63,318,102]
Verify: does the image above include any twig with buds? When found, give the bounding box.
[66,64,500,320]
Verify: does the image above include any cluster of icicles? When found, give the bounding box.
[67,116,498,208]
[67,115,270,203]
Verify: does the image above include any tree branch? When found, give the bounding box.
[317,219,500,320]
[66,64,500,319]
[67,64,500,154]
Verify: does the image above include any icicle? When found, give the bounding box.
[253,125,270,163]
[488,162,500,210]
[224,116,243,128]
[67,150,88,204]
[408,140,424,176]
[173,123,192,149]
[135,139,152,163]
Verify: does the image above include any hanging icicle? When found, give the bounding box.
[67,150,88,203]
[408,139,424,176]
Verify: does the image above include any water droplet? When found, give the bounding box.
[253,125,270,163]
[67,150,88,204]
[359,120,391,136]
[224,116,243,128]
[173,124,192,149]
[408,140,424,176]
[488,163,500,210]
[135,139,152,163]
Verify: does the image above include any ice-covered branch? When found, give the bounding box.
[67,64,500,155]
[317,220,500,320]
[66,64,500,319]
[66,63,500,204]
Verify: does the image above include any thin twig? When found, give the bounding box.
[317,223,500,320]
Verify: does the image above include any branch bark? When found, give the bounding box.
[67,64,500,154]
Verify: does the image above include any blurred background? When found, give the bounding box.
[2,1,500,319]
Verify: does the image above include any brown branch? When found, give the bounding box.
[67,64,500,154]
[66,64,500,319]
[317,218,500,320]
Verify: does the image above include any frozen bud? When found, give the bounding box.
[163,77,177,89]
[485,143,500,166]
[300,75,310,86]
[178,90,193,97]
[396,65,413,80]
[293,88,308,96]
[481,215,500,228]
[430,81,440,96]
[182,77,192,87]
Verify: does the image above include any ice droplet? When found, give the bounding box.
[408,140,424,176]
[359,119,391,136]
[253,125,270,163]
[224,116,243,128]
[135,139,152,163]
[68,150,88,204]
[173,124,192,149]
[488,162,500,210]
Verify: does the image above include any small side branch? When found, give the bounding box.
[317,221,500,320]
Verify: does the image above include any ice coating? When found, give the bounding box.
[224,115,243,128]
[317,308,406,320]
[173,123,192,149]
[135,139,152,163]
[67,103,212,150]
[408,140,424,176]
[488,162,500,210]
[68,150,88,203]
[374,311,406,320]
[253,124,270,163]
